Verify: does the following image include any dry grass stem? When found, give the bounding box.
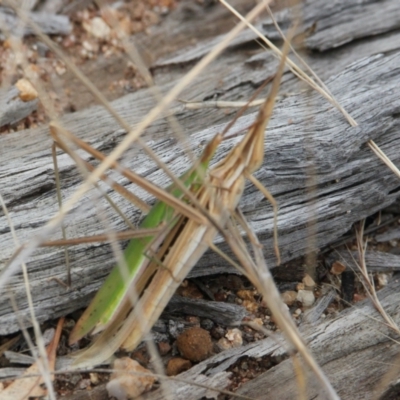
[352,221,400,333]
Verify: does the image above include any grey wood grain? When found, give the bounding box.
[163,295,248,326]
[376,227,400,242]
[0,5,71,39]
[327,250,400,273]
[0,0,400,344]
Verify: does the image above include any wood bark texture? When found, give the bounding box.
[0,5,72,40]
[1,1,400,396]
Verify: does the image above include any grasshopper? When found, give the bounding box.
[67,38,288,369]
[64,131,223,343]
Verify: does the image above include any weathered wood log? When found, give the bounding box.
[0,0,400,346]
[0,5,71,39]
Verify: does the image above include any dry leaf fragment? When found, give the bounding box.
[15,78,38,102]
[107,357,156,400]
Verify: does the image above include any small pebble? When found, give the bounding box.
[237,289,255,301]
[216,337,232,351]
[69,373,82,386]
[107,357,156,400]
[83,17,111,39]
[158,341,171,356]
[15,78,38,102]
[281,291,297,306]
[293,308,302,317]
[200,318,214,330]
[210,326,225,339]
[222,328,243,349]
[166,357,192,376]
[242,300,258,313]
[176,327,213,362]
[35,41,49,56]
[296,290,315,307]
[302,273,316,288]
[377,273,391,287]
[90,372,99,385]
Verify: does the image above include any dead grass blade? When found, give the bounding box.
[352,220,400,333]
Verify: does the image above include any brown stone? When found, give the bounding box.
[157,341,171,356]
[176,327,213,362]
[166,357,192,376]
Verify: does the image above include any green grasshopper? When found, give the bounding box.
[65,131,222,344]
[63,37,288,369]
